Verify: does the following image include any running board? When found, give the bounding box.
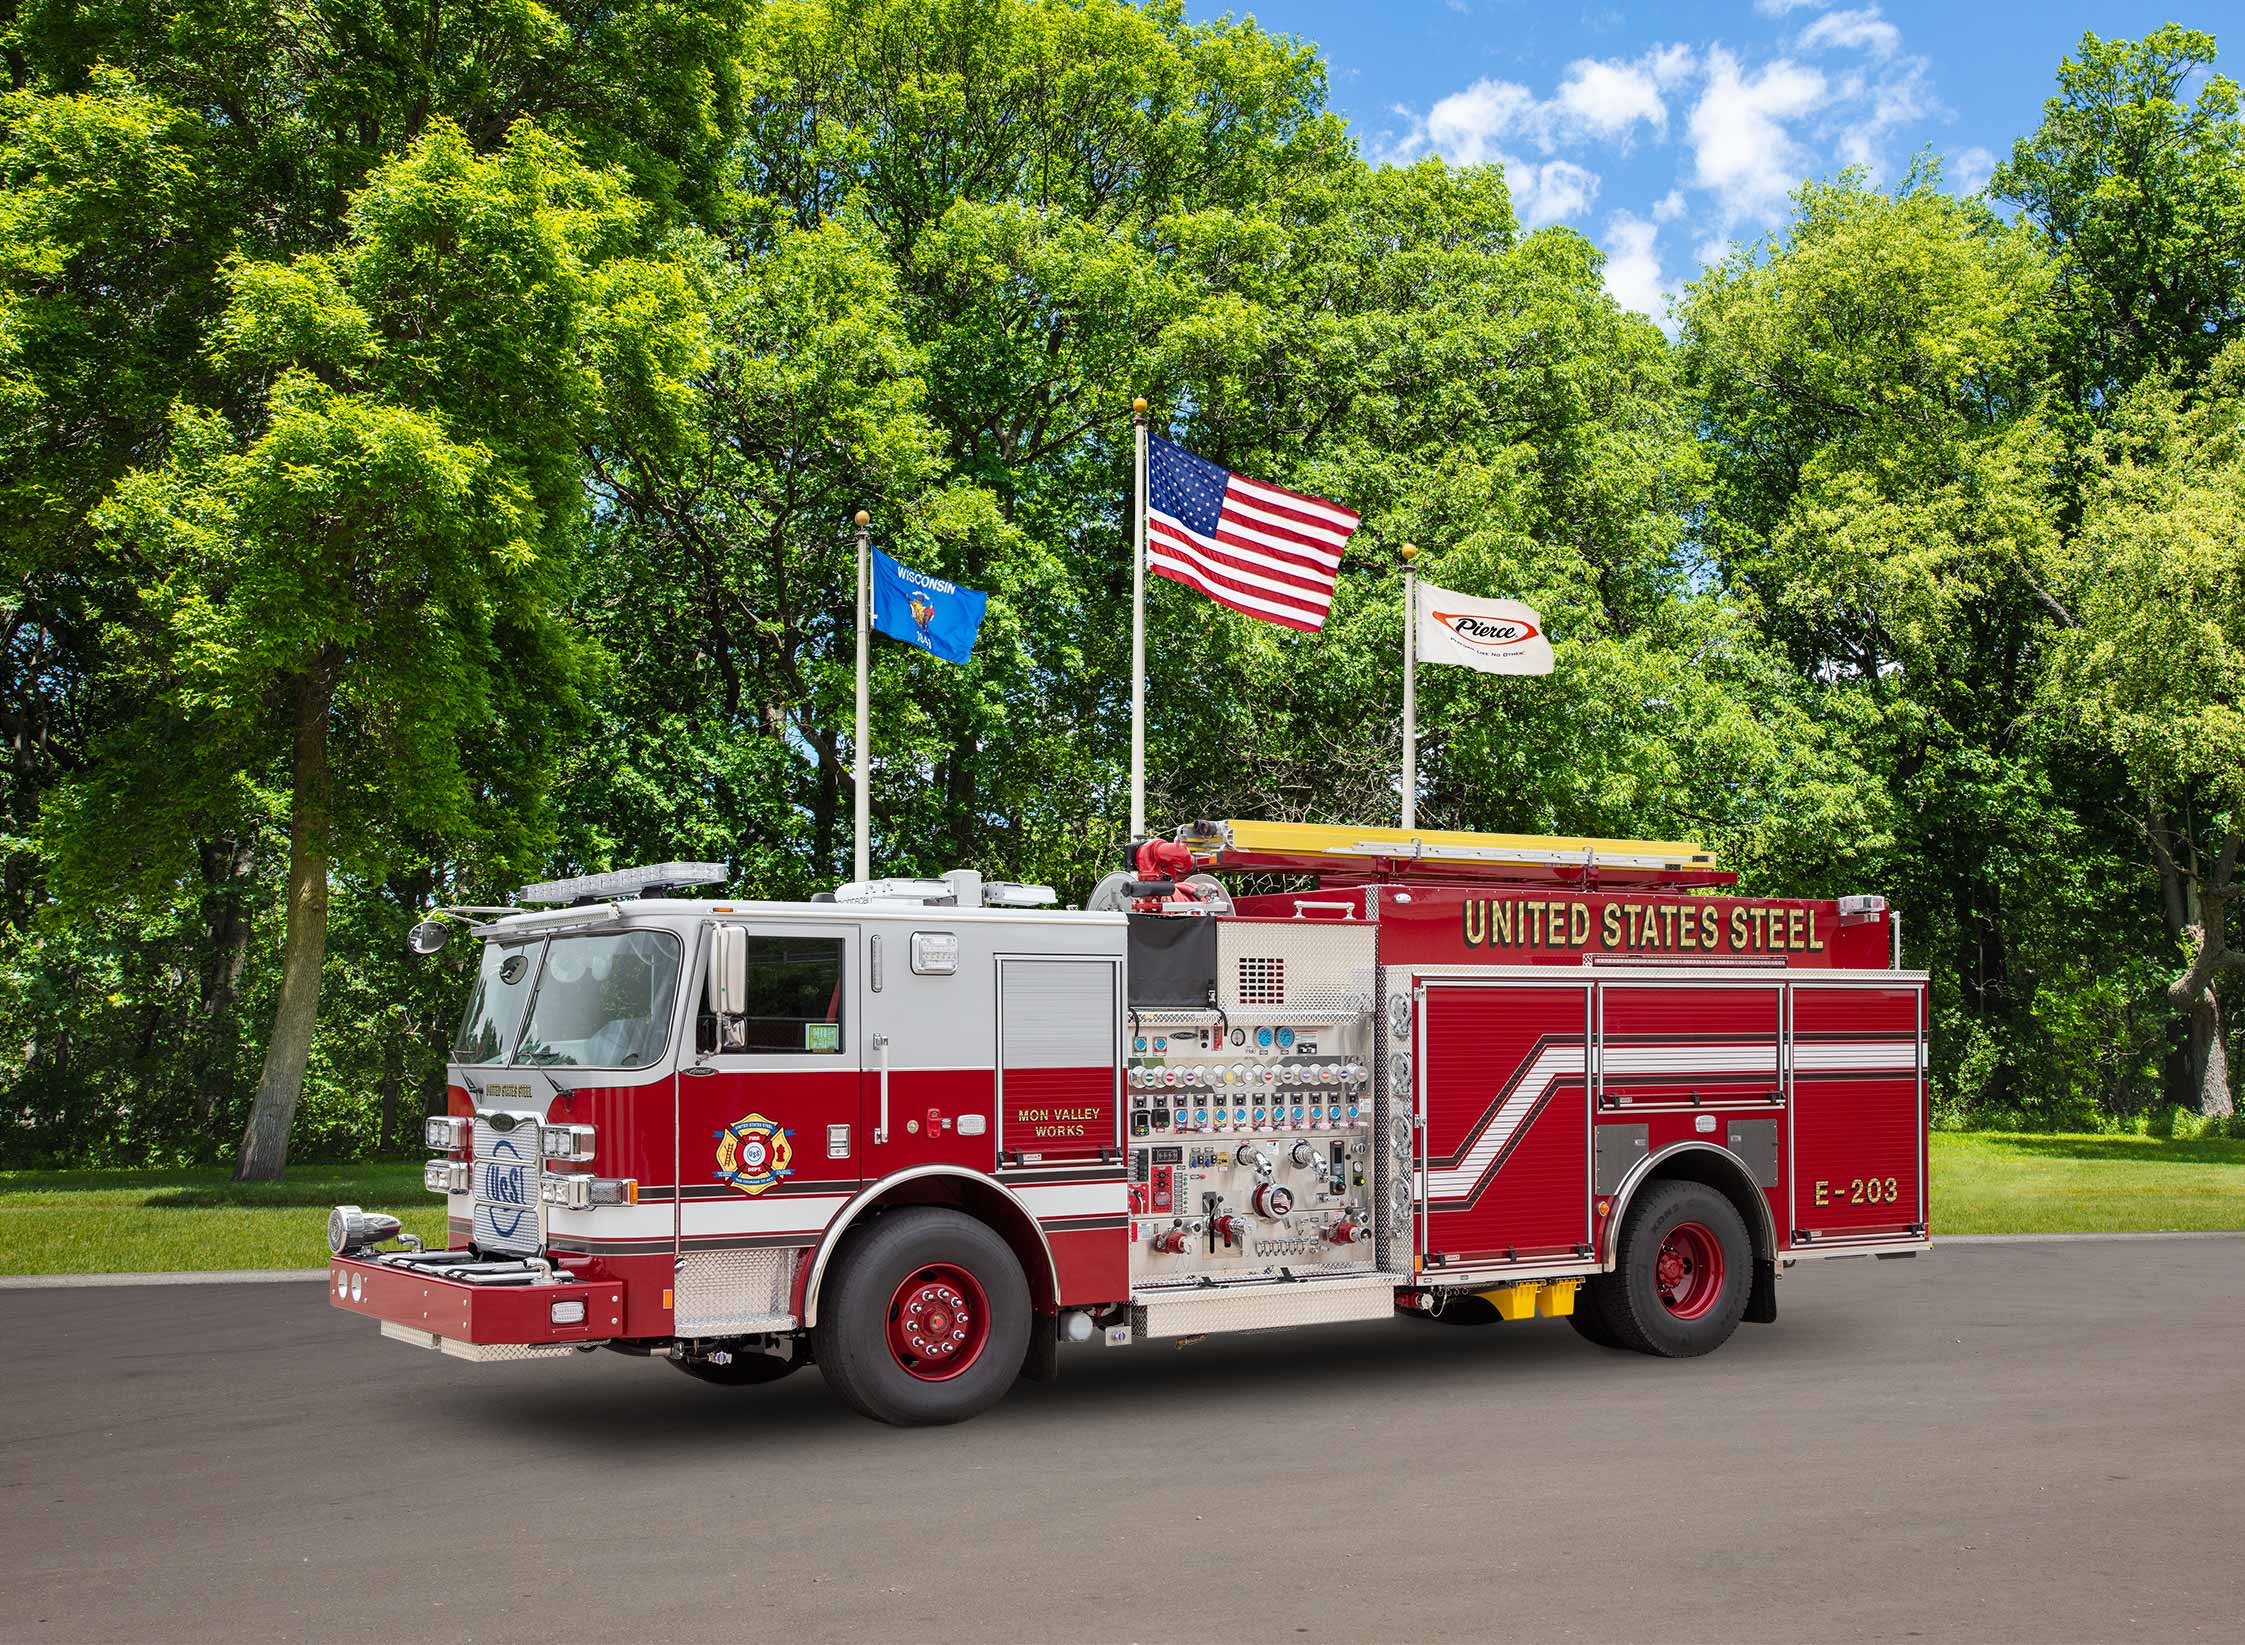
[1130,1272,1403,1340]
[378,1321,587,1361]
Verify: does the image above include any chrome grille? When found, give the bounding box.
[472,1113,542,1255]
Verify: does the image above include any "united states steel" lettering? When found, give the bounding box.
[1460,898,1825,955]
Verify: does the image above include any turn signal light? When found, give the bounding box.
[423,1159,471,1195]
[424,1115,470,1152]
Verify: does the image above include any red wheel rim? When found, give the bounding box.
[1653,1221,1724,1320]
[885,1263,991,1381]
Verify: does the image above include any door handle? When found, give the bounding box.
[873,1034,891,1145]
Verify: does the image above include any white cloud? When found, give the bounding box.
[1833,55,1937,176]
[1601,212,1672,329]
[1513,160,1601,225]
[1377,12,1951,256]
[1798,7,1901,59]
[1951,145,1997,195]
[1555,59,1669,141]
[1416,77,1543,166]
[1376,78,1603,224]
[1687,49,1829,228]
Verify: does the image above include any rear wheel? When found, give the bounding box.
[813,1207,1030,1426]
[1584,1180,1752,1358]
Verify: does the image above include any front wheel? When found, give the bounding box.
[1583,1180,1752,1357]
[812,1207,1031,1426]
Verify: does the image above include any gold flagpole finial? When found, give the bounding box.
[1400,542,1418,564]
[854,510,870,528]
[1132,396,1148,416]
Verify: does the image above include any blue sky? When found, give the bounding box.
[1185,1,2212,325]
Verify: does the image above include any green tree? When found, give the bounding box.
[55,122,704,1177]
[1993,25,2245,410]
[1678,173,2146,1116]
[2038,338,2245,1116]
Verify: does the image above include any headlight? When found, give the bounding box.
[539,1123,595,1162]
[424,1159,470,1195]
[424,1115,470,1151]
[540,1172,591,1211]
[327,1204,402,1255]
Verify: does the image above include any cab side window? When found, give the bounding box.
[727,935,846,1054]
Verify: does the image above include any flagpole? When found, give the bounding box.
[854,509,871,884]
[1129,396,1149,840]
[1400,543,1419,831]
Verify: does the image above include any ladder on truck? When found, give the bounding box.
[1169,819,1735,889]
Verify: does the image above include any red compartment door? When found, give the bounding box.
[1598,983,1783,1108]
[1788,982,1926,1243]
[1419,981,1591,1267]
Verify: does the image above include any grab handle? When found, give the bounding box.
[873,1033,892,1145]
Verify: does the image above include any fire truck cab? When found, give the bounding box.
[326,820,1929,1426]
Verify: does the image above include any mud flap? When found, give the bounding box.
[1745,1257,1778,1324]
[1020,1312,1062,1382]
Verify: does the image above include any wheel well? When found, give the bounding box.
[799,1170,1057,1327]
[1610,1143,1776,1268]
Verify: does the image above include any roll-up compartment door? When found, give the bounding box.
[998,957,1120,1165]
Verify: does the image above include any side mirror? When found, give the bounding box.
[407,919,451,956]
[708,925,748,1016]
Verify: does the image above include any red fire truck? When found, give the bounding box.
[326,819,1929,1425]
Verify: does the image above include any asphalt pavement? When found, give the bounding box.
[3,1237,2241,1643]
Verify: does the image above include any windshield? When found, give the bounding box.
[513,930,682,1069]
[453,941,539,1065]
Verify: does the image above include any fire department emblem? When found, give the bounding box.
[713,1113,795,1196]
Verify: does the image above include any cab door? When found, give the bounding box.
[684,920,864,1246]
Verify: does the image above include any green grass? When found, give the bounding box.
[0,1161,445,1276]
[1931,1131,2245,1234]
[1,1134,2238,1275]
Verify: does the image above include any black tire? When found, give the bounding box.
[812,1207,1030,1426]
[670,1348,802,1386]
[1565,1279,1628,1349]
[1586,1180,1752,1358]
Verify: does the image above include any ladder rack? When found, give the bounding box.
[1171,819,1733,890]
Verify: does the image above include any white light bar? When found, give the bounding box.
[830,875,1059,910]
[832,877,955,906]
[517,862,727,904]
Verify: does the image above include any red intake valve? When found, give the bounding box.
[1328,1217,1371,1245]
[1149,1223,1196,1255]
[1212,1213,1250,1246]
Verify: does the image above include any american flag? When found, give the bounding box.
[1146,435,1359,632]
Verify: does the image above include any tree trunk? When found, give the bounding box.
[2191,991,2233,1120]
[235,663,337,1182]
[378,1014,404,1155]
[2161,826,2238,1122]
[192,835,256,1132]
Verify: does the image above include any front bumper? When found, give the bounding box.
[329,1253,623,1360]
